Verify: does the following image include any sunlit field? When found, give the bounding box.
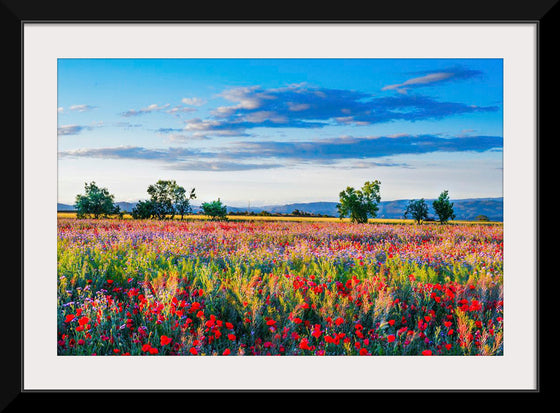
[57,212,500,225]
[57,218,503,356]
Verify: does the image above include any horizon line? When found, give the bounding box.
[57,195,504,207]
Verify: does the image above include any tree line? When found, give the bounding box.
[337,180,455,224]
[72,179,456,224]
[74,180,227,221]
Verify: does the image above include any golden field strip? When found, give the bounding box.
[57,212,501,225]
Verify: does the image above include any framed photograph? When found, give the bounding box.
[11,1,551,405]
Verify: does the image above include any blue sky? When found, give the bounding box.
[57,58,503,206]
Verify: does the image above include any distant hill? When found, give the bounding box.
[58,197,503,221]
[236,198,503,221]
[228,202,338,217]
[57,201,138,212]
[376,197,503,221]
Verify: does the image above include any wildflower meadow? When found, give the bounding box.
[57,218,503,356]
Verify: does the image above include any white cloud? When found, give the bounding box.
[181,97,206,106]
[216,86,275,116]
[57,121,103,136]
[121,103,170,117]
[382,72,455,92]
[244,111,288,124]
[57,124,90,136]
[166,106,197,116]
[287,102,310,112]
[69,104,97,112]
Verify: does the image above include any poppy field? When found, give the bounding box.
[57,218,503,356]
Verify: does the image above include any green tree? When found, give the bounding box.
[201,198,228,221]
[74,181,120,219]
[337,180,381,223]
[131,199,156,219]
[404,198,429,224]
[147,180,176,220]
[143,180,195,220]
[432,190,455,224]
[173,186,197,220]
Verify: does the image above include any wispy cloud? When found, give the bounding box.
[183,118,252,138]
[58,145,280,171]
[59,145,200,161]
[381,67,483,94]
[58,125,88,136]
[167,160,283,171]
[337,160,415,169]
[57,123,104,136]
[121,103,171,117]
[232,134,503,161]
[121,102,198,120]
[113,121,143,129]
[165,105,197,117]
[69,104,97,112]
[155,127,208,142]
[58,133,502,171]
[182,97,206,106]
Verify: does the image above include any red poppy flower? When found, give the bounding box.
[469,300,482,312]
[78,316,90,326]
[422,350,433,356]
[160,335,172,346]
[335,317,344,326]
[65,314,75,323]
[223,348,231,355]
[387,335,396,343]
[189,347,198,355]
[312,328,322,338]
[299,338,312,351]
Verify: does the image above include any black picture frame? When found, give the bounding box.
[7,0,554,408]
